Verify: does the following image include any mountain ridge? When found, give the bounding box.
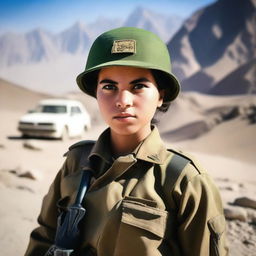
[168,0,256,95]
[0,0,255,96]
[0,6,183,68]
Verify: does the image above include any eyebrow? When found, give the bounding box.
[99,79,118,84]
[99,77,150,85]
[130,78,150,84]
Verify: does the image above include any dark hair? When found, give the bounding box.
[151,69,171,113]
[83,69,100,98]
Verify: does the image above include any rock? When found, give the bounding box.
[239,183,245,188]
[234,197,256,210]
[8,167,42,180]
[9,166,23,175]
[9,169,18,175]
[221,107,240,121]
[247,105,256,124]
[16,185,34,193]
[243,239,254,246]
[18,169,41,180]
[216,177,230,182]
[224,205,247,222]
[23,141,42,151]
[18,171,37,180]
[248,210,256,224]
[220,183,239,191]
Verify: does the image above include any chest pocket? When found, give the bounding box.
[114,196,169,256]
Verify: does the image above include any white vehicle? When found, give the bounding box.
[18,99,91,140]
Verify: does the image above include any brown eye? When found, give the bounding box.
[133,84,148,90]
[102,84,117,91]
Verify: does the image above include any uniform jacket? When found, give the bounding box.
[25,127,228,256]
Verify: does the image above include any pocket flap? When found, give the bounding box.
[208,214,226,236]
[121,199,168,238]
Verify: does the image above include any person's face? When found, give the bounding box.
[96,66,164,138]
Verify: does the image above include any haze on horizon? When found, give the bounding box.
[0,0,216,34]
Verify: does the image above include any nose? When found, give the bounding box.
[116,90,133,109]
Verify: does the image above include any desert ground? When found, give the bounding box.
[0,79,256,256]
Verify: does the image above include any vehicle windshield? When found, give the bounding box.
[35,105,67,114]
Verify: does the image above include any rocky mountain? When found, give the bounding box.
[0,7,183,68]
[58,22,92,54]
[209,58,256,95]
[168,0,256,95]
[0,29,57,67]
[87,17,123,38]
[123,6,182,42]
[0,25,89,67]
[3,0,254,97]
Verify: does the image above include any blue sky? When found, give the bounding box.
[0,0,216,34]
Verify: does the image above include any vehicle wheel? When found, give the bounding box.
[22,133,29,139]
[61,127,69,141]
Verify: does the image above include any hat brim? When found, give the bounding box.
[76,60,180,102]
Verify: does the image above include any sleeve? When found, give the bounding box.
[24,160,67,256]
[173,165,229,256]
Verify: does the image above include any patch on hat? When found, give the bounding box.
[112,39,136,54]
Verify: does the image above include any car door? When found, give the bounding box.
[68,106,85,136]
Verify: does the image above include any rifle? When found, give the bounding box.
[45,170,92,256]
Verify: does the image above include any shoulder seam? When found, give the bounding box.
[167,148,203,174]
[167,148,191,162]
[63,140,95,157]
[69,140,95,150]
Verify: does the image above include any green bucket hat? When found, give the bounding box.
[76,27,180,102]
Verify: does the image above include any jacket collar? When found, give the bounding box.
[89,128,113,165]
[133,126,168,164]
[89,126,168,165]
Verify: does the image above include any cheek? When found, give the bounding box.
[97,95,107,110]
[96,93,112,117]
[142,89,161,107]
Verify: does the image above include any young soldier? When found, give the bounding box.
[25,27,228,256]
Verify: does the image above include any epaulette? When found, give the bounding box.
[168,148,190,161]
[167,148,205,174]
[63,140,95,156]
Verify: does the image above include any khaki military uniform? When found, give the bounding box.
[25,127,228,256]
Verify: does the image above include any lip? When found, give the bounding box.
[113,113,136,119]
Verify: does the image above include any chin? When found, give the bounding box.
[111,127,138,136]
[110,123,150,138]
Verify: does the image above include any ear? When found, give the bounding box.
[157,89,164,107]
